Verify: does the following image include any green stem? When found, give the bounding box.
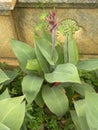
[52,29,56,61]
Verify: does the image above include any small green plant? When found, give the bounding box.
[1,9,98,130]
[10,10,98,128]
[10,10,81,117]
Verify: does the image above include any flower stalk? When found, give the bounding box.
[46,10,59,61]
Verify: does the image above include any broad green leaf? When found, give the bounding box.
[71,111,81,130]
[0,89,10,100]
[74,100,89,130]
[45,63,80,83]
[42,85,68,116]
[3,70,18,85]
[73,83,95,96]
[42,30,51,43]
[77,59,98,71]
[35,42,50,73]
[68,33,78,65]
[74,100,85,117]
[22,75,44,104]
[10,39,36,72]
[0,122,10,130]
[55,44,64,65]
[0,84,3,88]
[85,92,98,129]
[0,69,10,84]
[35,91,44,108]
[34,38,58,65]
[26,59,41,72]
[0,96,25,130]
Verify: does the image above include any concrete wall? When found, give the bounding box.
[0,0,98,66]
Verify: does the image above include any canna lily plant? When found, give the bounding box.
[10,9,98,119]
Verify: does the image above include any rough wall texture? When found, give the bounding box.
[0,0,98,66]
[0,14,17,58]
[0,0,16,10]
[13,8,98,55]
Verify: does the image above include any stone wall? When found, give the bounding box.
[0,0,98,66]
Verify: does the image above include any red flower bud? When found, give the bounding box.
[54,82,60,86]
[46,10,59,33]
